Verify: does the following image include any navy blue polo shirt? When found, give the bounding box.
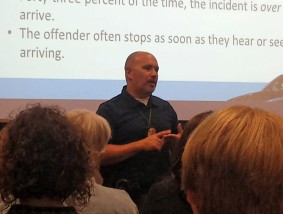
[97,86,178,192]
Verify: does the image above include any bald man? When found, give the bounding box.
[97,51,179,210]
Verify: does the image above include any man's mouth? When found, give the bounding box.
[148,82,156,88]
[148,80,156,85]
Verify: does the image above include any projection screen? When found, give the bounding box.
[0,0,283,119]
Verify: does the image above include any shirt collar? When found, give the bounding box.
[121,86,157,107]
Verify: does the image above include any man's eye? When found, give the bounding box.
[143,65,152,70]
[143,65,159,72]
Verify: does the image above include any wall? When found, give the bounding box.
[1,99,282,121]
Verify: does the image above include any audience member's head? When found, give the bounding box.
[66,109,111,184]
[171,111,213,182]
[182,105,283,214]
[0,104,93,208]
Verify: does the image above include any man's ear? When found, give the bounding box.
[186,191,199,214]
[125,67,133,80]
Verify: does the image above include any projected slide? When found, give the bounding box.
[0,0,282,100]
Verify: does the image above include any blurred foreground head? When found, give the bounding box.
[0,104,93,207]
[66,109,111,154]
[182,105,283,214]
[66,109,111,184]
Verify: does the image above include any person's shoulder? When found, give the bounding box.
[151,95,171,105]
[142,176,192,214]
[84,184,138,214]
[93,184,137,206]
[94,183,130,197]
[150,95,176,114]
[99,93,122,105]
[99,85,129,106]
[97,94,124,113]
[148,176,179,195]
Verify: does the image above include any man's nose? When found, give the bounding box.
[150,68,158,76]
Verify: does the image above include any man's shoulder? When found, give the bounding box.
[100,94,123,105]
[150,95,173,107]
[98,93,127,110]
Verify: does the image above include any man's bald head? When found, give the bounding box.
[124,51,159,99]
[124,51,156,71]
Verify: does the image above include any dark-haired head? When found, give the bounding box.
[0,104,93,207]
[171,111,213,182]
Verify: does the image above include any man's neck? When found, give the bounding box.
[135,97,149,105]
[126,87,150,100]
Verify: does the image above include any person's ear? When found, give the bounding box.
[186,191,199,214]
[125,67,133,80]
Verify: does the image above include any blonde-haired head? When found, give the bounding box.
[182,105,283,214]
[66,109,111,153]
[66,109,112,184]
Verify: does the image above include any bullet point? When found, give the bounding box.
[8,30,12,34]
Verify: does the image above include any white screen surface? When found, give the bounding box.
[0,0,283,101]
